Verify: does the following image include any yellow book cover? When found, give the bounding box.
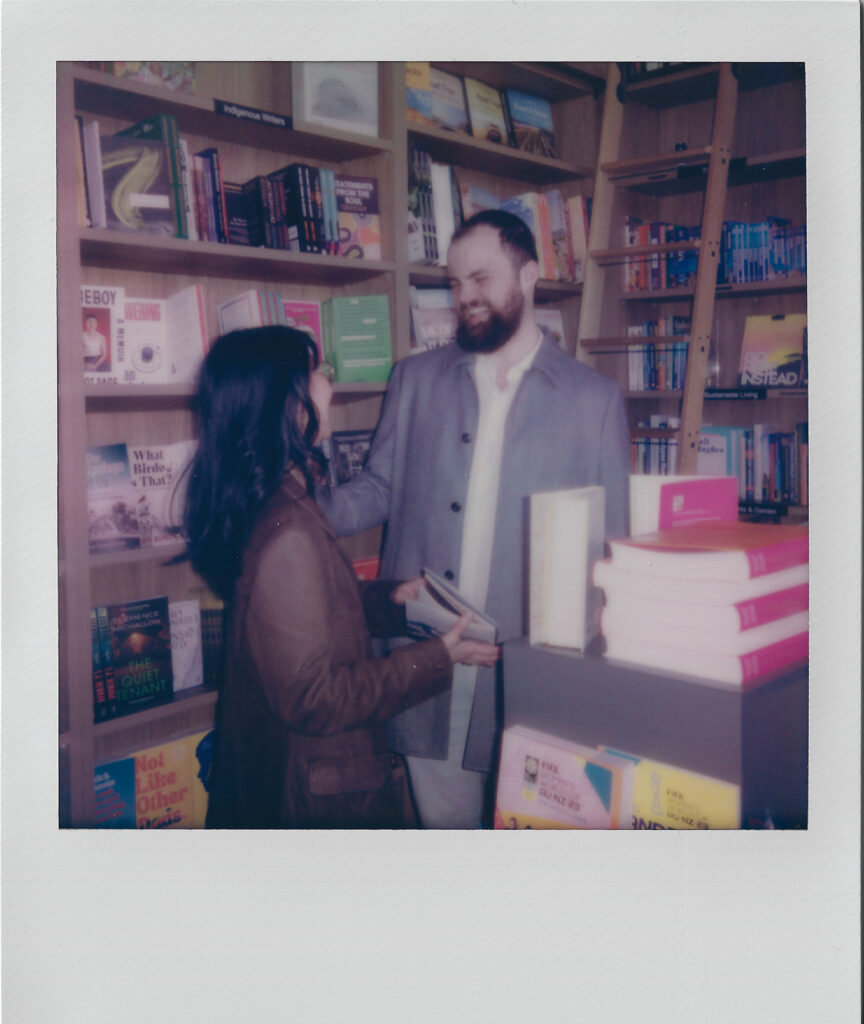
[601,747,741,830]
[131,728,214,829]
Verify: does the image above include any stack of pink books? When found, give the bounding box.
[595,517,809,688]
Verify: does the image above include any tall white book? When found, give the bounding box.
[529,485,605,650]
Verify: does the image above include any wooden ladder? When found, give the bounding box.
[577,62,739,474]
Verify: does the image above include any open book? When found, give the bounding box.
[404,569,498,645]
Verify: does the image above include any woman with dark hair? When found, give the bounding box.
[183,326,498,828]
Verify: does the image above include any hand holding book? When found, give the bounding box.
[393,574,500,666]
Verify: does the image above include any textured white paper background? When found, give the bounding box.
[2,2,860,1021]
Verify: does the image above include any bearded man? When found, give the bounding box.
[317,209,630,828]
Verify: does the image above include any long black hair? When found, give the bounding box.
[182,325,324,600]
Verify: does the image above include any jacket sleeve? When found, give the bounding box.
[358,579,408,638]
[245,529,451,737]
[315,359,408,536]
[598,382,632,541]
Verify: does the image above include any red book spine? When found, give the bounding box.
[744,537,809,577]
[740,631,808,686]
[734,584,809,629]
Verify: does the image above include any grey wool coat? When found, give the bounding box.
[317,330,631,773]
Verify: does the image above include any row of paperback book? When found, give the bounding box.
[623,216,807,291]
[406,62,557,157]
[698,422,809,506]
[90,596,208,723]
[407,137,591,281]
[76,113,381,259]
[629,418,809,508]
[494,724,741,829]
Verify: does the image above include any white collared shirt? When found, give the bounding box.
[457,336,542,609]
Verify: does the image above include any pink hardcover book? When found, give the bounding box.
[608,522,809,581]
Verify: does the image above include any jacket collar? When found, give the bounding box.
[441,327,563,387]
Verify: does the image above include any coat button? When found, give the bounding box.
[461,433,472,443]
[450,501,461,513]
[444,570,455,581]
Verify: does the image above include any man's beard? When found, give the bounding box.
[455,289,524,354]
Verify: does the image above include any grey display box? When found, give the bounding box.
[502,639,808,829]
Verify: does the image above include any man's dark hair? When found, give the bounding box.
[450,208,538,268]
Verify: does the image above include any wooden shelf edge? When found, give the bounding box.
[603,145,713,177]
[583,336,690,350]
[80,229,397,281]
[93,688,219,747]
[90,541,187,570]
[70,65,393,160]
[593,241,702,262]
[408,123,592,182]
[622,277,807,302]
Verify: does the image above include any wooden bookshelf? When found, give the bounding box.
[578,61,807,496]
[58,60,604,827]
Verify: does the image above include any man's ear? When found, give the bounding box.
[520,259,540,293]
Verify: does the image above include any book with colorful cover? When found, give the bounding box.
[458,181,501,220]
[127,439,196,547]
[97,596,174,718]
[95,728,214,829]
[86,443,141,554]
[334,174,382,260]
[323,294,392,382]
[737,314,807,387]
[115,113,186,238]
[282,298,324,363]
[169,600,204,692]
[217,289,286,334]
[607,521,809,581]
[545,188,574,282]
[324,429,374,487]
[494,725,635,829]
[82,283,126,384]
[566,195,591,282]
[534,308,566,348]
[93,756,137,828]
[130,729,214,828]
[462,76,510,146]
[101,61,196,94]
[405,62,470,134]
[99,135,177,236]
[503,88,556,157]
[352,556,381,581]
[599,748,741,830]
[629,474,739,535]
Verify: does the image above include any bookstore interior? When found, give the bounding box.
[59,60,809,830]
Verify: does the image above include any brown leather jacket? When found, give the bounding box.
[206,470,452,828]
